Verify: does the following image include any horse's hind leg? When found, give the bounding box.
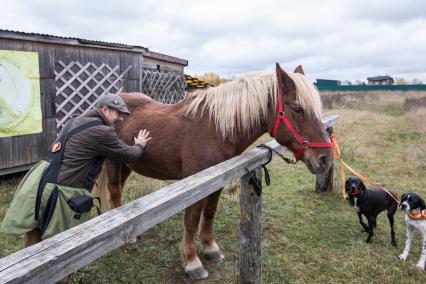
[105,160,127,209]
[120,164,132,188]
[181,201,209,280]
[25,228,42,247]
[200,188,225,262]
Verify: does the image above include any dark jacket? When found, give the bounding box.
[57,108,142,189]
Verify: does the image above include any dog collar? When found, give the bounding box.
[408,209,426,221]
[349,188,363,197]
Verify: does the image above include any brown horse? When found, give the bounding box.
[97,63,333,279]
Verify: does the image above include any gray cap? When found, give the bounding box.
[96,93,130,115]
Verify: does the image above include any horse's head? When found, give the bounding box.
[270,63,333,174]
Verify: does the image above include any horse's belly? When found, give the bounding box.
[128,159,183,180]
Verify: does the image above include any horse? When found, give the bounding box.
[95,63,334,280]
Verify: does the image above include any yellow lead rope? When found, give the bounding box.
[330,134,400,204]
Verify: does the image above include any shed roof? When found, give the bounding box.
[0,29,188,66]
[367,75,394,81]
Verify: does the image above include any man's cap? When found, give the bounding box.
[96,93,130,115]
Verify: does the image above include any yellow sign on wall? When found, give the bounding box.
[0,50,42,138]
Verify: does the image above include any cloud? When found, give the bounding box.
[1,0,425,82]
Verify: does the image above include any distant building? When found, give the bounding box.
[315,79,341,87]
[367,75,394,85]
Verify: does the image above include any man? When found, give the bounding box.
[1,93,151,262]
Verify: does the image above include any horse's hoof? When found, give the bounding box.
[205,251,225,262]
[186,266,209,280]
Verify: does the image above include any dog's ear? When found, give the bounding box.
[419,197,426,210]
[359,180,367,191]
[401,193,408,201]
[344,178,351,190]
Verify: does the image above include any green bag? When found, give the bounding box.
[0,160,49,236]
[40,183,99,239]
[0,161,100,240]
[1,119,104,240]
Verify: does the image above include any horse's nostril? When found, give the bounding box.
[319,154,329,168]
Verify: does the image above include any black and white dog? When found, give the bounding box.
[345,176,398,246]
[399,192,426,271]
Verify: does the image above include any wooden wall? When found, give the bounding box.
[0,38,143,175]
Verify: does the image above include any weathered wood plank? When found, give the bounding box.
[0,116,339,283]
[41,118,57,154]
[0,163,36,176]
[120,52,138,80]
[124,79,139,92]
[36,45,55,79]
[16,135,34,167]
[0,137,13,169]
[240,168,262,284]
[40,79,56,117]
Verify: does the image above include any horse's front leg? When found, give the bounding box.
[181,200,208,280]
[200,188,225,262]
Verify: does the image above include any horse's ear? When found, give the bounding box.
[276,63,295,96]
[294,65,304,75]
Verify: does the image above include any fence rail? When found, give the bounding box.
[0,115,339,284]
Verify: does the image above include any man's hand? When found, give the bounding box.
[134,129,152,148]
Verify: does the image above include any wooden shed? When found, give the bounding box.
[0,29,188,175]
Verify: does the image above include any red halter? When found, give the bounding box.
[270,89,334,161]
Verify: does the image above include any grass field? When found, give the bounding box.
[1,92,426,283]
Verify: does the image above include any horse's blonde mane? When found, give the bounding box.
[185,71,322,140]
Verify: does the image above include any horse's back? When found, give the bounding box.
[118,92,157,109]
[115,92,188,179]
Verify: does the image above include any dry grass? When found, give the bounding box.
[407,106,426,134]
[322,91,426,111]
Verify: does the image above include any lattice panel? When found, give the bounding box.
[55,60,131,130]
[142,68,186,104]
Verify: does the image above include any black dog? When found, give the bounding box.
[345,176,398,246]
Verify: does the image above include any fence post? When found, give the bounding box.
[239,167,262,284]
[315,126,334,192]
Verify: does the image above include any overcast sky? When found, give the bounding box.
[1,0,426,83]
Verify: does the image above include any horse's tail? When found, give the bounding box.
[92,162,112,212]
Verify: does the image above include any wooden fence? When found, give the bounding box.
[55,60,132,131]
[141,68,186,104]
[0,115,339,284]
[55,63,186,131]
